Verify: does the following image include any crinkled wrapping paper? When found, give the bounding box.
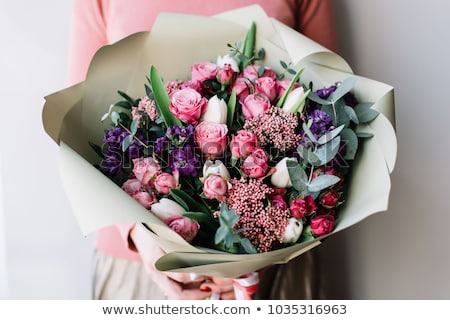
[42,5,396,278]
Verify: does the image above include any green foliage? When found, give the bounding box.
[149,66,182,128]
[214,203,257,254]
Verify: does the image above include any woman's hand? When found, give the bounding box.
[129,223,235,299]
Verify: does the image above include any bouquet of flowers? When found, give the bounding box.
[42,5,396,278]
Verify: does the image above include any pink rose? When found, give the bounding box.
[255,77,278,102]
[230,130,258,158]
[233,77,254,102]
[241,93,271,120]
[290,195,317,219]
[169,88,207,124]
[195,121,228,158]
[240,65,259,81]
[271,194,287,210]
[202,174,228,202]
[320,190,339,208]
[122,178,142,195]
[191,61,217,82]
[310,215,335,237]
[164,215,200,243]
[180,80,203,93]
[132,191,155,209]
[154,173,177,195]
[241,148,269,178]
[276,79,300,100]
[216,64,235,86]
[132,157,161,186]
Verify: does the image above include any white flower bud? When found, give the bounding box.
[216,54,239,72]
[201,95,228,124]
[282,87,309,114]
[202,160,230,180]
[282,218,303,243]
[271,157,296,188]
[150,198,185,220]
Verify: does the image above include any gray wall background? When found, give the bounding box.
[0,0,449,299]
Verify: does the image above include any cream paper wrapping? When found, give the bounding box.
[42,5,396,278]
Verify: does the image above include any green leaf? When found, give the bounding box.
[111,111,120,125]
[341,128,358,160]
[302,122,318,143]
[276,68,304,108]
[114,100,133,109]
[308,175,341,192]
[354,102,379,123]
[331,77,356,102]
[240,238,257,254]
[317,124,345,145]
[183,211,215,225]
[122,134,134,152]
[356,131,374,138]
[130,118,139,135]
[169,189,210,214]
[241,21,256,69]
[227,89,236,128]
[287,160,308,193]
[88,141,104,159]
[149,66,182,128]
[297,144,322,167]
[117,90,135,104]
[344,105,359,124]
[308,92,331,105]
[314,136,341,165]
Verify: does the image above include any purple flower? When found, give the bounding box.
[169,145,199,177]
[308,109,332,137]
[155,136,169,154]
[315,85,337,99]
[166,124,195,147]
[101,146,122,176]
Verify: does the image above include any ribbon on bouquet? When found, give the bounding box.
[190,272,260,300]
[232,272,260,300]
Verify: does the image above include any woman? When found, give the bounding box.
[68,0,337,300]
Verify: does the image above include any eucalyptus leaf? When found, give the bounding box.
[308,174,341,192]
[314,136,341,165]
[240,238,257,254]
[340,128,358,160]
[130,118,139,135]
[331,77,356,102]
[121,134,134,152]
[354,102,379,123]
[356,131,374,138]
[308,92,331,105]
[297,145,322,167]
[317,124,345,145]
[344,105,359,124]
[287,160,308,194]
[111,111,120,125]
[302,122,318,143]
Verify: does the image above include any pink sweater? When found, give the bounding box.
[68,0,337,261]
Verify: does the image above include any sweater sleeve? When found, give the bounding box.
[297,0,337,52]
[67,0,108,85]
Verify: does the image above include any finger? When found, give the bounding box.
[200,281,234,294]
[219,291,236,300]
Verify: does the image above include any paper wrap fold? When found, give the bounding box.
[42,5,396,278]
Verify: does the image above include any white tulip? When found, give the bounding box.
[201,95,228,124]
[282,218,303,243]
[271,157,296,188]
[150,198,185,220]
[282,87,310,114]
[216,54,239,72]
[202,159,230,180]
